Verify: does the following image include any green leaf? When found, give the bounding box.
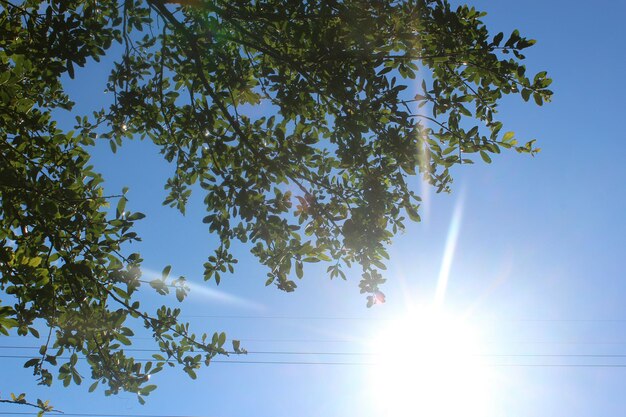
[116,197,127,218]
[502,131,515,142]
[72,371,82,385]
[493,32,504,45]
[117,334,131,346]
[66,60,75,78]
[127,212,146,221]
[23,358,39,368]
[405,204,421,222]
[28,257,42,267]
[141,385,157,394]
[232,340,241,352]
[534,71,547,83]
[162,265,171,280]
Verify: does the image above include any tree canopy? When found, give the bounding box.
[0,0,552,410]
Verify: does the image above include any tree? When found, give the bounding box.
[0,0,552,410]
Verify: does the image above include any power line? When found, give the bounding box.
[1,335,358,342]
[179,314,626,322]
[4,345,626,358]
[1,354,626,367]
[7,333,626,345]
[0,413,213,417]
[182,314,391,320]
[1,312,624,322]
[205,360,626,368]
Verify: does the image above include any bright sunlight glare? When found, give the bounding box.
[368,306,494,417]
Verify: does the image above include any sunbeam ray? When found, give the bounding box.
[141,268,265,311]
[433,193,465,307]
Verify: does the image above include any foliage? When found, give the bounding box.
[0,0,552,408]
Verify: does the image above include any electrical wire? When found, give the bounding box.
[178,314,626,322]
[0,413,213,417]
[7,334,626,345]
[1,312,624,322]
[1,354,626,367]
[4,345,626,358]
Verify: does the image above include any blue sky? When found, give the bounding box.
[2,0,626,416]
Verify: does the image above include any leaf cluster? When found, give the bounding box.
[0,0,551,405]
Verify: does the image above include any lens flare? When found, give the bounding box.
[368,306,493,417]
[141,268,264,311]
[434,194,464,306]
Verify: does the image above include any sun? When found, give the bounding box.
[368,306,493,417]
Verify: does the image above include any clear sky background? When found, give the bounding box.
[2,1,626,416]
